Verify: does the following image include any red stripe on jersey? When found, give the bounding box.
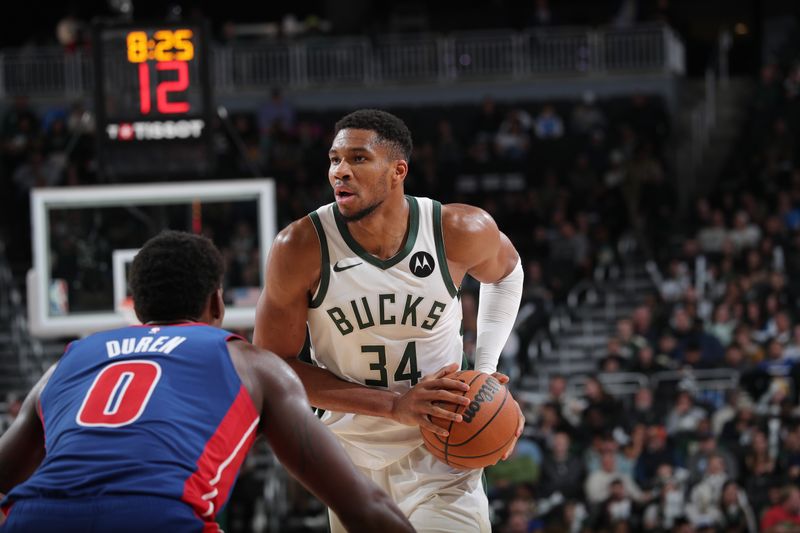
[182,386,259,524]
[37,398,47,452]
[1,502,12,518]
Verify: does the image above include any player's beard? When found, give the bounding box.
[339,176,390,222]
[339,198,384,222]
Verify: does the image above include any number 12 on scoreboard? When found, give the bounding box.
[138,61,190,115]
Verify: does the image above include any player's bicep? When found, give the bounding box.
[0,365,55,493]
[253,281,309,357]
[444,204,519,284]
[468,230,519,283]
[253,222,318,357]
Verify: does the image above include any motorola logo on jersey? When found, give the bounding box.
[410,251,435,278]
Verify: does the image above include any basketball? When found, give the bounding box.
[420,370,519,469]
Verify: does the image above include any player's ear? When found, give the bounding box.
[392,159,408,187]
[209,288,225,326]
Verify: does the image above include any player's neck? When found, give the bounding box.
[145,318,201,325]
[346,195,409,260]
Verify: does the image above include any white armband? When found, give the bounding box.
[474,258,524,373]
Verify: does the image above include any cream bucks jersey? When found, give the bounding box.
[306,195,463,469]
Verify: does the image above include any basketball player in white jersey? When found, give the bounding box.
[254,109,524,532]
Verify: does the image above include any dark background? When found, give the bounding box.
[2,0,798,77]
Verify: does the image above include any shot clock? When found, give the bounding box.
[93,20,215,180]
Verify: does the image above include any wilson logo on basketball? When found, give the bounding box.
[409,251,435,278]
[462,377,501,423]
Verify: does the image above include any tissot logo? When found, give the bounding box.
[409,251,435,278]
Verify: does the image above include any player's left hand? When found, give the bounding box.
[491,372,525,462]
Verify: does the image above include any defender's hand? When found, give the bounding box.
[390,363,470,437]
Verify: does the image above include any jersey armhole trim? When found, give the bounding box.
[38,341,74,423]
[432,200,459,298]
[308,211,330,309]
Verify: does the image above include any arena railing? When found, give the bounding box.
[516,368,740,407]
[0,23,684,98]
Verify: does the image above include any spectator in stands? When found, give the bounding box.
[742,429,779,516]
[766,310,793,346]
[688,454,729,520]
[761,485,800,533]
[660,260,691,304]
[785,324,800,361]
[712,389,750,437]
[627,387,660,428]
[570,91,606,137]
[546,374,583,428]
[697,209,730,255]
[500,492,542,533]
[733,324,766,364]
[719,399,758,454]
[642,463,689,531]
[529,401,572,453]
[1,96,39,172]
[707,303,737,348]
[495,109,532,161]
[567,153,600,207]
[631,304,659,345]
[755,340,797,411]
[12,150,62,193]
[434,119,462,175]
[55,10,87,53]
[778,423,800,485]
[533,105,564,140]
[687,432,739,486]
[635,424,677,487]
[592,479,639,531]
[580,376,625,437]
[629,344,672,376]
[616,318,648,360]
[540,431,585,501]
[258,87,295,138]
[472,96,502,143]
[665,391,707,437]
[671,307,725,367]
[716,480,757,533]
[729,211,761,253]
[585,450,649,506]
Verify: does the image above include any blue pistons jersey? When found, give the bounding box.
[2,323,259,532]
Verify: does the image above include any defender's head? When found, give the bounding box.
[130,230,225,325]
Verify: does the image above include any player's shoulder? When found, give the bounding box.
[440,203,502,264]
[441,202,499,240]
[270,215,321,265]
[227,339,304,395]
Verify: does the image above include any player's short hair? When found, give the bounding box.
[334,109,413,161]
[130,230,224,323]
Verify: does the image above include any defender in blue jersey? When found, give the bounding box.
[0,230,413,533]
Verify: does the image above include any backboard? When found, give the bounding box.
[27,179,276,338]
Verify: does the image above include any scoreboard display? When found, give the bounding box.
[93,20,214,180]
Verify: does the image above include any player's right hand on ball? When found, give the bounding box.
[389,363,470,437]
